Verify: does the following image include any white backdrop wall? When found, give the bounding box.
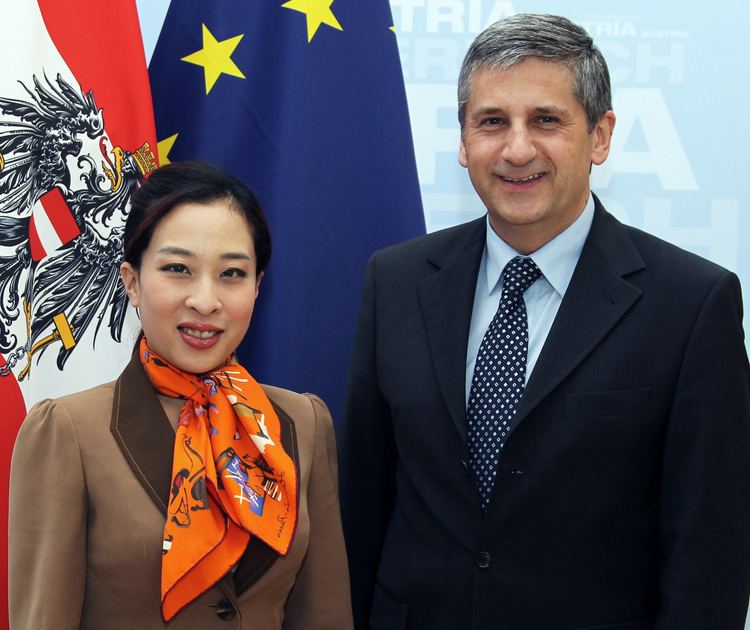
[137,1,750,626]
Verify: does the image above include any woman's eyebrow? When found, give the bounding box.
[157,246,252,261]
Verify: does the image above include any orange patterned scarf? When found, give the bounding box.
[139,338,297,621]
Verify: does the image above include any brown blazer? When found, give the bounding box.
[8,353,353,629]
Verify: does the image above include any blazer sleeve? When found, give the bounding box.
[284,395,354,630]
[8,398,87,630]
[657,271,750,629]
[338,252,398,630]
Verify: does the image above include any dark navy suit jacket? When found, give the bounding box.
[340,197,750,630]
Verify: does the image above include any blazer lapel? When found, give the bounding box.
[109,351,299,599]
[418,218,486,442]
[513,200,646,429]
[110,349,174,514]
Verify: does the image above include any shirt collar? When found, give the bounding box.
[484,193,595,297]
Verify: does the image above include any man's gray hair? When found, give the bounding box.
[457,14,612,132]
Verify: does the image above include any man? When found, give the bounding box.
[339,13,750,630]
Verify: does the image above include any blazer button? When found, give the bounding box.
[476,551,491,569]
[215,599,237,621]
[460,459,470,476]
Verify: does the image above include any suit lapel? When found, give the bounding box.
[109,351,299,598]
[418,218,486,442]
[513,201,645,430]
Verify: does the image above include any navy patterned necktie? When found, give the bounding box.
[467,256,541,511]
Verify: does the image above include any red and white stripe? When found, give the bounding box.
[28,189,81,262]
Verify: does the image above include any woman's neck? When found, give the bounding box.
[157,395,184,431]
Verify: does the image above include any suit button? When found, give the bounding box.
[215,599,237,621]
[476,551,491,569]
[460,459,470,476]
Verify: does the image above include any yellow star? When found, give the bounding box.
[389,25,396,32]
[157,133,179,166]
[282,0,343,42]
[181,24,246,94]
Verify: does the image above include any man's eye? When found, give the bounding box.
[222,268,248,279]
[483,117,504,126]
[538,116,558,124]
[160,263,189,274]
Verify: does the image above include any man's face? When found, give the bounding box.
[459,59,615,253]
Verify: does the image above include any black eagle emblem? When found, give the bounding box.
[0,72,156,379]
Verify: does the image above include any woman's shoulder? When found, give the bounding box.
[21,380,116,434]
[260,386,337,489]
[261,385,334,434]
[261,384,326,414]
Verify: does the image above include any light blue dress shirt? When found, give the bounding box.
[465,194,595,407]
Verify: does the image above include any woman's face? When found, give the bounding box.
[120,199,261,374]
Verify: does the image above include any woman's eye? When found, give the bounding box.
[222,268,248,279]
[160,263,189,274]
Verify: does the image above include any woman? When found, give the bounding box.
[8,162,353,629]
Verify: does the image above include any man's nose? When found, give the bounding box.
[185,278,221,315]
[501,124,536,166]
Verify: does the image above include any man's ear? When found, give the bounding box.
[591,110,616,166]
[459,135,468,168]
[119,262,140,307]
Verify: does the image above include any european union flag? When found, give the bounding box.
[149,0,424,421]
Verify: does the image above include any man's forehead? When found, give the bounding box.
[472,58,573,84]
[465,61,576,104]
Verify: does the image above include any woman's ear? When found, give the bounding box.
[254,271,264,298]
[119,262,140,307]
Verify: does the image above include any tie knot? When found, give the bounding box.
[502,256,541,297]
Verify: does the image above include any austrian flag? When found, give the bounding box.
[0,1,157,622]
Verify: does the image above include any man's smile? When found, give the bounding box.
[498,173,545,183]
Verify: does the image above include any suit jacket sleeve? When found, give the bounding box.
[339,252,398,629]
[8,399,87,630]
[284,395,354,630]
[658,270,750,629]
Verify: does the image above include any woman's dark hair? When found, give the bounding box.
[123,161,271,275]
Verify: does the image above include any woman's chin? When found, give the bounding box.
[169,347,228,374]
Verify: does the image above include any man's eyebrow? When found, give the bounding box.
[532,105,570,117]
[469,106,506,120]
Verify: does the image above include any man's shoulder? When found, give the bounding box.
[592,203,733,289]
[621,220,731,283]
[373,216,485,267]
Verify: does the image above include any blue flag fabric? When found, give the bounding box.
[148,0,425,422]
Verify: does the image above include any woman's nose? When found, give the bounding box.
[185,279,221,315]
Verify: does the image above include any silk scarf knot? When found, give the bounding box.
[139,338,298,621]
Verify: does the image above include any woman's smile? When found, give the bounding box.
[178,321,224,349]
